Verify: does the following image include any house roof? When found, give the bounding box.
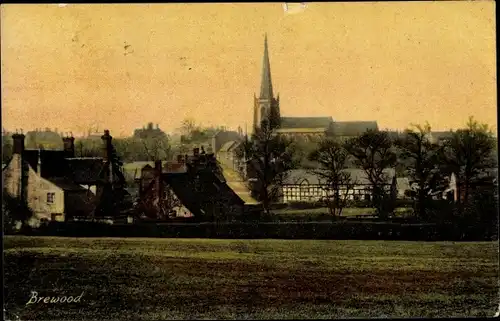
[280,117,333,130]
[46,177,88,191]
[331,121,379,136]
[284,168,396,185]
[65,158,104,184]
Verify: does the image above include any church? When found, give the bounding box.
[252,35,378,141]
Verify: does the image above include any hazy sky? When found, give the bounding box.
[1,2,496,137]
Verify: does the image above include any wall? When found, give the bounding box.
[2,154,22,198]
[2,155,64,221]
[26,166,65,221]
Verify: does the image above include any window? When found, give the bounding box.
[47,192,55,204]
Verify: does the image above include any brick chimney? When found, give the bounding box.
[193,148,200,157]
[62,135,75,158]
[101,130,113,185]
[101,130,112,161]
[12,133,25,155]
[154,160,163,213]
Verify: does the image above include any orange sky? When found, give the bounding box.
[1,2,496,137]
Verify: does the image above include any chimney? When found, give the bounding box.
[193,148,200,157]
[101,130,112,161]
[177,155,183,163]
[154,160,163,213]
[12,133,25,155]
[62,136,75,158]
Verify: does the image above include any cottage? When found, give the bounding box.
[281,168,409,203]
[2,130,128,223]
[135,148,246,221]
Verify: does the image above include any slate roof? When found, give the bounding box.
[279,117,334,129]
[39,150,66,178]
[331,121,379,136]
[46,177,88,191]
[65,158,104,184]
[23,150,40,172]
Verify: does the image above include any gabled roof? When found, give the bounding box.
[65,158,104,184]
[284,168,396,185]
[279,117,334,130]
[331,121,378,136]
[46,177,88,191]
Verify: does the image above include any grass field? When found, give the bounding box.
[271,207,411,221]
[4,236,498,320]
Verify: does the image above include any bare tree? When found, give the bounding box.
[345,129,397,219]
[181,118,197,137]
[142,136,172,161]
[308,138,357,216]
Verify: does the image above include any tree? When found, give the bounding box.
[238,120,299,213]
[141,136,172,161]
[75,139,101,158]
[395,122,449,220]
[441,116,496,214]
[344,129,397,219]
[181,118,197,137]
[308,138,357,216]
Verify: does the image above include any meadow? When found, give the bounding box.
[4,236,498,320]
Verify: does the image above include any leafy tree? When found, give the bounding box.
[238,120,299,213]
[308,138,357,216]
[441,116,497,214]
[395,122,449,220]
[344,129,397,219]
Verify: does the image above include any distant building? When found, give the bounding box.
[252,35,378,141]
[134,122,167,139]
[280,168,403,203]
[24,128,63,150]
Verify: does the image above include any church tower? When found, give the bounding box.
[253,34,280,132]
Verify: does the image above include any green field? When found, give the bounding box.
[271,207,411,221]
[4,236,498,320]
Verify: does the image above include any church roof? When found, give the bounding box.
[279,117,334,130]
[331,121,378,136]
[260,34,274,100]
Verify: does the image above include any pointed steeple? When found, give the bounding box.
[259,33,274,100]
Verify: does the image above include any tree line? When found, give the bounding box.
[238,116,497,233]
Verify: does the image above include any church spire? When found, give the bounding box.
[259,33,273,100]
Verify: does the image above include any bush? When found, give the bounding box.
[23,220,490,241]
[3,194,36,234]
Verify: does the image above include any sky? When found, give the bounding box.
[1,2,497,137]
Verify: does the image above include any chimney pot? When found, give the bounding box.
[12,133,26,155]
